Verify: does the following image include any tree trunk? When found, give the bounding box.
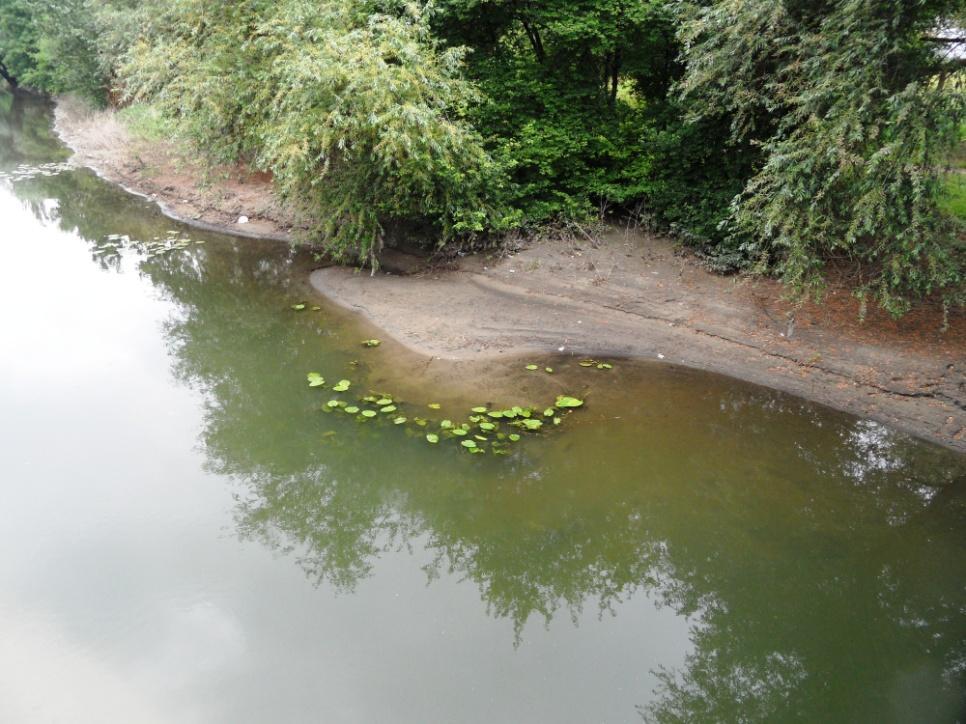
[0,60,18,89]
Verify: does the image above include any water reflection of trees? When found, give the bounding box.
[5,91,965,722]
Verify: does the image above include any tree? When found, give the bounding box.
[121,0,507,262]
[679,0,965,316]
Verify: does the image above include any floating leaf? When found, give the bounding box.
[501,409,517,418]
[555,395,584,408]
[333,380,351,392]
[307,373,326,388]
[362,339,381,348]
[311,306,321,311]
[543,408,555,417]
[474,435,488,441]
[508,433,521,442]
[451,428,468,437]
[345,406,360,414]
[291,303,307,311]
[545,367,553,374]
[525,364,539,371]
[461,440,477,449]
[469,415,483,423]
[597,363,613,370]
[326,400,341,408]
[553,417,562,425]
[522,419,544,431]
[479,422,496,431]
[440,420,453,429]
[428,403,441,410]
[361,410,377,418]
[471,406,488,413]
[376,398,393,406]
[426,433,439,444]
[487,411,504,419]
[579,360,595,367]
[381,405,397,413]
[393,416,408,425]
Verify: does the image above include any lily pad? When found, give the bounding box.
[451,428,468,437]
[376,398,393,406]
[579,360,596,367]
[326,400,342,408]
[525,364,539,371]
[545,367,553,374]
[508,433,521,442]
[555,395,584,409]
[393,416,408,425]
[428,403,441,410]
[440,420,453,429]
[426,433,439,444]
[332,380,351,392]
[479,422,496,431]
[291,303,307,311]
[345,406,360,414]
[381,405,397,413]
[307,373,326,388]
[543,408,555,417]
[471,406,488,414]
[597,362,613,370]
[361,410,377,418]
[461,440,477,449]
[522,419,544,431]
[487,411,504,419]
[362,339,381,348]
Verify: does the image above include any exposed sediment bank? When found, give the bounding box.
[53,96,966,452]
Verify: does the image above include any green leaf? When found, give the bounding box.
[543,408,555,417]
[428,403,441,410]
[555,395,584,408]
[522,418,543,431]
[525,364,538,371]
[471,406,488,413]
[440,420,453,429]
[362,339,381,348]
[291,303,306,311]
[376,398,393,405]
[479,422,496,431]
[307,372,326,388]
[508,433,521,442]
[345,406,360,414]
[461,440,477,449]
[332,380,351,392]
[393,416,408,425]
[426,433,439,444]
[361,410,377,418]
[380,405,397,413]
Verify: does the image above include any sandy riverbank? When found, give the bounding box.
[53,97,965,452]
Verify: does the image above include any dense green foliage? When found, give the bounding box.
[1,0,963,311]
[680,0,966,313]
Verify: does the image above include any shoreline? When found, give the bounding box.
[52,97,966,452]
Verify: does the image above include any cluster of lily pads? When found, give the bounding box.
[93,229,205,259]
[307,372,584,455]
[0,162,72,183]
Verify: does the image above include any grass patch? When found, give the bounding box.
[116,102,174,142]
[940,173,966,222]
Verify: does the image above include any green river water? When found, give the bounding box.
[0,91,964,723]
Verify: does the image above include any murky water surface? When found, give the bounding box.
[1,92,964,723]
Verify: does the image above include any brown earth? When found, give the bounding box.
[53,97,966,452]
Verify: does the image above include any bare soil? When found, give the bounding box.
[53,97,966,452]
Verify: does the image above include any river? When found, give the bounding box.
[0,91,964,723]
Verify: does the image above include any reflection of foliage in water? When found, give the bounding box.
[4,90,965,722]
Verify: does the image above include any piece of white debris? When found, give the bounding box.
[237,215,249,224]
[558,346,565,352]
[657,353,665,359]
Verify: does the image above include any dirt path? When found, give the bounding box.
[53,97,965,452]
